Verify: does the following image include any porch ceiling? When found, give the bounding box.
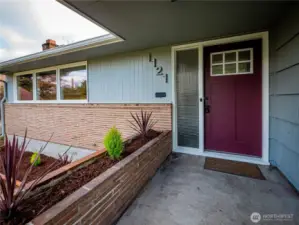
[1,1,291,73]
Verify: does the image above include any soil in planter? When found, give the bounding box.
[0,152,61,182]
[3,130,161,225]
[124,129,161,154]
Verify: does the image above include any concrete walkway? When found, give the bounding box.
[117,153,299,225]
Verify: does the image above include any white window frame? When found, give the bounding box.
[13,61,88,103]
[210,48,253,76]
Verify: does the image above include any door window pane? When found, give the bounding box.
[239,62,251,73]
[225,64,236,74]
[212,54,223,64]
[36,70,57,100]
[60,66,87,100]
[212,65,223,75]
[239,50,251,61]
[17,74,33,100]
[211,48,253,76]
[225,52,236,63]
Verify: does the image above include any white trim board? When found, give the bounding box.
[171,31,269,165]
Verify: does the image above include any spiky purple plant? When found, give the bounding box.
[128,110,157,140]
[0,131,59,221]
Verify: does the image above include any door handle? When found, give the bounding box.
[203,97,210,114]
[205,104,210,113]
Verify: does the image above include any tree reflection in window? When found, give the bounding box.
[17,74,33,100]
[60,66,87,100]
[36,71,57,100]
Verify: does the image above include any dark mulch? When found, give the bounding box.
[124,129,161,154]
[0,152,61,182]
[204,157,266,180]
[4,130,161,225]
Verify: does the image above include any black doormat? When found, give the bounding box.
[204,157,266,180]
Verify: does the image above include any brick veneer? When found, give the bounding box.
[30,131,172,225]
[5,103,172,150]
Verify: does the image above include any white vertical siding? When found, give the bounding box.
[88,47,172,103]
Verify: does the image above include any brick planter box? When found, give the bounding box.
[29,131,172,225]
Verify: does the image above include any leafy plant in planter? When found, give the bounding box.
[0,132,60,223]
[104,126,123,160]
[30,152,41,166]
[128,110,157,140]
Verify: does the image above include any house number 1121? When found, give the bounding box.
[148,53,168,83]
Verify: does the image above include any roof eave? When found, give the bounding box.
[0,34,123,72]
[57,0,123,40]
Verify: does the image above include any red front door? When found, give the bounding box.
[204,40,262,157]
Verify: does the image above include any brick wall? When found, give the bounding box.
[5,103,172,150]
[31,131,172,225]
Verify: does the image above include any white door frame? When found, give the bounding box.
[171,31,269,165]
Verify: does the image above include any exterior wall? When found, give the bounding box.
[4,46,172,149]
[31,131,172,225]
[88,46,171,103]
[5,46,172,104]
[5,103,172,150]
[269,4,299,190]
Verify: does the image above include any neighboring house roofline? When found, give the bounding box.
[0,34,123,72]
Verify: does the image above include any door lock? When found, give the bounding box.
[203,97,210,114]
[205,105,211,113]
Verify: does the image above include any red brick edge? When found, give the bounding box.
[30,131,172,225]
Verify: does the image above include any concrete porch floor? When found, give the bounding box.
[117,153,299,225]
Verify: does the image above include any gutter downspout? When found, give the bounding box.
[0,80,7,137]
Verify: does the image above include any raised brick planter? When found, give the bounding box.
[29,131,172,225]
[24,148,107,191]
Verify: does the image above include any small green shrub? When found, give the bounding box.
[30,152,41,166]
[104,126,123,160]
